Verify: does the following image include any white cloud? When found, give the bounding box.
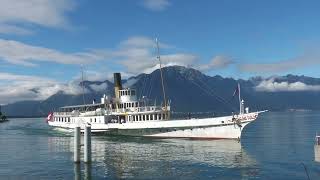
[198,55,234,71]
[123,78,139,88]
[0,72,86,104]
[89,83,108,92]
[0,35,235,104]
[239,51,320,73]
[142,0,170,11]
[0,24,33,35]
[0,35,231,74]
[0,0,75,35]
[120,36,171,49]
[0,39,106,66]
[255,78,320,92]
[106,36,198,74]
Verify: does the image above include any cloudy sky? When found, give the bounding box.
[1,0,320,104]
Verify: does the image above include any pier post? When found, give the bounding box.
[74,127,80,163]
[84,125,91,163]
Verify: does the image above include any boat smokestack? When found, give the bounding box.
[114,73,122,98]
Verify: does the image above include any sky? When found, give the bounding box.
[1,0,320,104]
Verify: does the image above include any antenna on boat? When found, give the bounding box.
[155,38,168,115]
[81,65,86,106]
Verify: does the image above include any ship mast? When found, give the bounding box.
[238,83,241,114]
[81,65,86,106]
[156,38,167,114]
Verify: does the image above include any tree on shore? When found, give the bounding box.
[1,115,6,121]
[0,112,6,121]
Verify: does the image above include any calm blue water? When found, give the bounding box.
[0,112,320,179]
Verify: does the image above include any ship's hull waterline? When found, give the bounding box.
[48,112,260,139]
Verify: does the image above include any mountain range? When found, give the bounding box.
[2,66,320,117]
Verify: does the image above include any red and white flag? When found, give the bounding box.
[46,112,53,122]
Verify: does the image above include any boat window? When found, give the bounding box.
[150,115,153,120]
[125,91,128,95]
[146,115,149,120]
[132,90,135,95]
[136,102,138,107]
[95,118,96,123]
[143,115,145,121]
[90,118,92,123]
[68,117,70,122]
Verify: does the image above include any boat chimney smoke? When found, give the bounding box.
[114,73,122,99]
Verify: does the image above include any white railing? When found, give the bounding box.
[54,112,73,116]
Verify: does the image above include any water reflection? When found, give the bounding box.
[92,137,258,179]
[73,163,81,180]
[47,136,257,179]
[84,163,92,180]
[315,145,320,162]
[73,163,92,180]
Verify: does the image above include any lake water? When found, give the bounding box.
[0,112,320,179]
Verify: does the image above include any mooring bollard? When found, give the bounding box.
[84,125,91,163]
[74,126,80,163]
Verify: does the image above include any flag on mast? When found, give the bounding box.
[46,112,53,122]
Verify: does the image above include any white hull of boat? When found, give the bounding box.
[48,112,261,139]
